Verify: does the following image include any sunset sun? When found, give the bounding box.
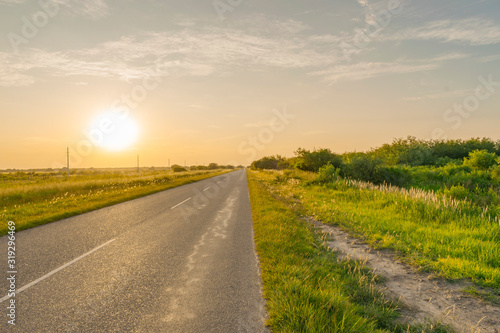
[89,111,139,152]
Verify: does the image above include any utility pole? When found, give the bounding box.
[137,154,140,173]
[66,147,70,179]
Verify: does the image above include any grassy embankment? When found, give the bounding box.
[257,168,500,297]
[248,171,450,332]
[0,169,231,236]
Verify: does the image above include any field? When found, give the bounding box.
[247,170,450,332]
[0,168,231,236]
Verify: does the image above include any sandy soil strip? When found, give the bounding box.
[308,219,500,333]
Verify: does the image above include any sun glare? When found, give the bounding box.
[89,111,139,151]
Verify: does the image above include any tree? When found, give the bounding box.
[208,163,219,170]
[171,165,187,172]
[251,156,284,170]
[294,148,343,172]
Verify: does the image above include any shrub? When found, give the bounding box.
[172,165,187,172]
[492,165,500,182]
[208,163,219,170]
[376,166,412,187]
[443,185,469,201]
[341,154,383,183]
[315,164,340,184]
[463,150,498,170]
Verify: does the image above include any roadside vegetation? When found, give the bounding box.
[248,171,451,332]
[252,137,500,207]
[250,137,500,297]
[0,167,234,236]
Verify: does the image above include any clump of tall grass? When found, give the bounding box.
[342,178,500,227]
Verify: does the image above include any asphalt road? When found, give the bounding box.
[0,170,268,332]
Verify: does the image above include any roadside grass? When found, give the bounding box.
[259,169,500,296]
[247,171,451,332]
[0,169,231,236]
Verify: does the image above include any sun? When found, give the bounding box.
[89,110,139,151]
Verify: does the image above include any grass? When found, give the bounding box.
[0,169,231,236]
[259,169,500,296]
[247,170,451,332]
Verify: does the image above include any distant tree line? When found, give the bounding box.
[171,163,241,172]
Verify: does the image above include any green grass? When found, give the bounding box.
[259,169,500,296]
[247,171,451,332]
[0,169,231,236]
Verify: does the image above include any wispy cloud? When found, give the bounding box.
[312,61,439,84]
[387,18,500,45]
[311,52,471,84]
[54,0,109,19]
[0,0,26,4]
[0,24,343,86]
[401,89,471,102]
[0,0,108,18]
[0,12,495,88]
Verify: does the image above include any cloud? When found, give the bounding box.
[312,52,471,84]
[0,0,108,18]
[0,52,35,86]
[312,61,439,84]
[54,0,109,19]
[386,18,500,45]
[0,0,26,4]
[477,54,500,63]
[401,89,471,102]
[0,13,491,88]
[0,24,344,86]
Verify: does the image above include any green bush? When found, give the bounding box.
[492,165,500,182]
[376,166,413,187]
[463,150,498,170]
[314,164,340,184]
[443,185,469,200]
[172,165,187,172]
[342,154,384,183]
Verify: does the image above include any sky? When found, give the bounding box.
[1,0,499,169]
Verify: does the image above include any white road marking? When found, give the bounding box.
[203,187,211,192]
[171,197,192,210]
[0,239,116,303]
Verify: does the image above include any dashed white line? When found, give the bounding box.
[203,187,211,192]
[0,239,116,303]
[170,197,192,210]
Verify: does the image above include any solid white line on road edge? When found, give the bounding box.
[203,187,211,192]
[170,197,192,210]
[0,239,116,304]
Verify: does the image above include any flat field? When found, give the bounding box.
[0,168,230,236]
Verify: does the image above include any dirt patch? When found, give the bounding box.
[308,219,500,333]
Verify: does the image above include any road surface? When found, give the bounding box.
[1,170,268,332]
